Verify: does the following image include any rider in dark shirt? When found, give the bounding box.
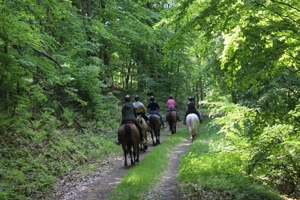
[147,96,165,128]
[116,95,144,145]
[183,96,202,125]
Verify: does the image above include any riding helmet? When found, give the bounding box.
[188,96,193,101]
[134,95,139,101]
[124,95,130,102]
[150,96,155,101]
[191,96,195,101]
[169,95,173,99]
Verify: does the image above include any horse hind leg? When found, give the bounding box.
[130,152,134,165]
[190,130,196,142]
[123,147,128,166]
[135,144,140,163]
[133,150,136,165]
[150,130,155,146]
[156,131,161,145]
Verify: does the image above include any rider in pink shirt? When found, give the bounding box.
[166,95,181,121]
[167,98,176,108]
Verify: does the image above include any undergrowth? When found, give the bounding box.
[0,116,121,200]
[178,119,283,200]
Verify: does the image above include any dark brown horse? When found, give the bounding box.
[166,111,177,134]
[148,114,161,146]
[118,123,140,166]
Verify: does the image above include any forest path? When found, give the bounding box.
[54,122,189,200]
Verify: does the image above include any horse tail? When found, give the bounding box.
[168,112,174,124]
[124,124,133,145]
[187,114,197,129]
[149,115,157,133]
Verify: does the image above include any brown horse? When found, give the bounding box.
[136,114,148,152]
[148,114,161,146]
[166,111,177,134]
[118,123,140,166]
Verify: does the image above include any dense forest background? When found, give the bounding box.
[1,0,299,199]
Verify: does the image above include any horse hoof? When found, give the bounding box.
[144,144,148,150]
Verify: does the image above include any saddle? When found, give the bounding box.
[167,107,177,112]
[122,120,136,125]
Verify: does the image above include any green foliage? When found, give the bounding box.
[161,0,300,197]
[207,102,300,197]
[179,119,282,200]
[0,119,120,199]
[1,0,299,198]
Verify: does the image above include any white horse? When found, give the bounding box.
[186,113,200,142]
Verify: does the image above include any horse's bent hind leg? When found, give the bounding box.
[137,147,140,162]
[156,131,161,144]
[150,131,155,146]
[128,145,134,165]
[123,147,128,166]
[132,150,136,165]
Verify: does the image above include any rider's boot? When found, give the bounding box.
[183,119,186,125]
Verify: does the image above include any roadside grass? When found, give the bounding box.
[107,131,187,200]
[179,119,282,200]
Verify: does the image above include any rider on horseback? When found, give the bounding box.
[147,96,165,128]
[166,95,181,121]
[133,95,149,124]
[115,95,144,145]
[183,96,202,125]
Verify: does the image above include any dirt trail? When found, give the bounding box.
[55,124,189,200]
[144,141,190,200]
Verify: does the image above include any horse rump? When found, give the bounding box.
[186,113,200,142]
[166,111,177,134]
[148,114,161,146]
[118,123,140,166]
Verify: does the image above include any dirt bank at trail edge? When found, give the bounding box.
[52,123,189,200]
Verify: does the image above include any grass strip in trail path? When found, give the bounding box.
[178,119,283,200]
[107,130,188,200]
